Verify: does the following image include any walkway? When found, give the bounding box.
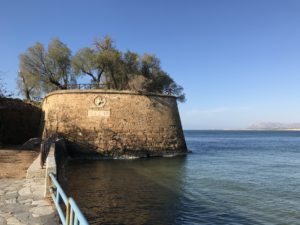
[0,148,58,225]
[0,178,58,225]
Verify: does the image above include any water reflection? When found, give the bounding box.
[62,131,300,224]
[62,157,187,225]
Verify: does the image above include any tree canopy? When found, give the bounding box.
[18,38,74,100]
[18,36,185,102]
[17,70,41,101]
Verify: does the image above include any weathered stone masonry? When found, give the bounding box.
[0,98,41,145]
[42,90,187,158]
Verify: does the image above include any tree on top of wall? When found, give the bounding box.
[18,36,186,102]
[18,38,76,100]
[17,70,42,101]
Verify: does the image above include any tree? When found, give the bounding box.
[72,36,124,89]
[47,38,73,89]
[72,36,185,101]
[19,38,74,92]
[98,48,123,89]
[19,36,186,102]
[72,48,104,86]
[125,53,186,102]
[17,71,41,101]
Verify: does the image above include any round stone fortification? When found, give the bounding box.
[42,89,187,158]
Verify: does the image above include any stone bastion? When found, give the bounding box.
[42,90,187,158]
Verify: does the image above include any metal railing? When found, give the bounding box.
[53,83,107,91]
[52,83,175,95]
[40,134,58,168]
[49,172,89,225]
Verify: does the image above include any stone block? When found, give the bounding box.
[42,90,187,157]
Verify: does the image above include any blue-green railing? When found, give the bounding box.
[49,172,89,225]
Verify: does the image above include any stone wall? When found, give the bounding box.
[0,98,42,145]
[42,90,187,158]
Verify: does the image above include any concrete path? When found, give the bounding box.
[0,178,58,225]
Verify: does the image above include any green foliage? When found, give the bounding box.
[72,48,99,82]
[18,38,74,99]
[18,36,185,102]
[17,71,41,101]
[72,37,185,101]
[47,38,73,88]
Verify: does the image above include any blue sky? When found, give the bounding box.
[1,0,300,129]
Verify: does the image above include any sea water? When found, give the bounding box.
[63,131,300,225]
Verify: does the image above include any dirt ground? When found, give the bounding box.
[0,148,38,179]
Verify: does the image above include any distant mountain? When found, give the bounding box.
[248,122,300,130]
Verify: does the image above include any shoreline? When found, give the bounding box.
[184,129,300,131]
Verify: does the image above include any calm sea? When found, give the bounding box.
[62,131,300,225]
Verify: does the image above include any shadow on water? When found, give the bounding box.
[61,155,262,225]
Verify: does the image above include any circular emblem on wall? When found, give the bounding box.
[94,96,106,107]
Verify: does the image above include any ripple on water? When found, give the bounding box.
[62,131,300,225]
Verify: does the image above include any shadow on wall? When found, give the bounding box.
[42,98,186,158]
[0,98,42,146]
[148,95,174,110]
[45,124,186,159]
[41,92,187,158]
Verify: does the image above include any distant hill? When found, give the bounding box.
[248,122,300,130]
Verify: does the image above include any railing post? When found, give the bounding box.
[56,190,60,204]
[66,200,70,225]
[70,205,74,225]
[48,173,89,225]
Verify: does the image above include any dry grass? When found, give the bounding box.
[0,148,38,178]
